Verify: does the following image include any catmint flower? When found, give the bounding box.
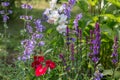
[21,39,36,61]
[1,2,10,7]
[38,41,45,46]
[32,33,43,40]
[34,19,45,32]
[111,36,119,64]
[21,4,33,10]
[26,23,33,33]
[8,10,13,14]
[0,10,5,14]
[20,15,32,21]
[3,15,9,22]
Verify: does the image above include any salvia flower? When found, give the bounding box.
[1,2,10,7]
[89,23,101,64]
[111,36,119,64]
[59,54,67,66]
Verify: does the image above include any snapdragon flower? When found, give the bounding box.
[56,24,67,33]
[49,0,57,9]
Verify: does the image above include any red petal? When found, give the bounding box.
[35,65,48,77]
[49,61,56,69]
[38,56,44,63]
[34,56,38,61]
[46,60,56,69]
[31,61,40,69]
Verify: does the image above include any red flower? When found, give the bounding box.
[34,56,44,62]
[34,56,38,61]
[31,61,40,69]
[38,56,44,62]
[35,65,48,77]
[46,60,56,69]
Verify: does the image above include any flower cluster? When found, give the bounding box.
[93,70,103,80]
[20,3,33,21]
[19,2,46,61]
[89,23,101,64]
[111,36,119,64]
[19,19,45,61]
[31,56,56,76]
[0,1,12,22]
[43,0,76,34]
[73,13,82,32]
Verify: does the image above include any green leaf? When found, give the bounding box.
[77,0,88,12]
[88,0,98,6]
[107,0,120,8]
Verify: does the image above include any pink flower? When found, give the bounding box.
[35,65,48,77]
[46,60,56,69]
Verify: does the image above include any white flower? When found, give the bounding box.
[56,24,67,33]
[58,5,65,13]
[43,8,51,16]
[58,14,68,24]
[47,10,60,24]
[49,0,57,9]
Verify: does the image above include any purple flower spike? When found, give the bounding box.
[111,36,119,64]
[89,23,101,64]
[59,54,67,66]
[1,2,10,7]
[66,26,69,36]
[68,0,76,6]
